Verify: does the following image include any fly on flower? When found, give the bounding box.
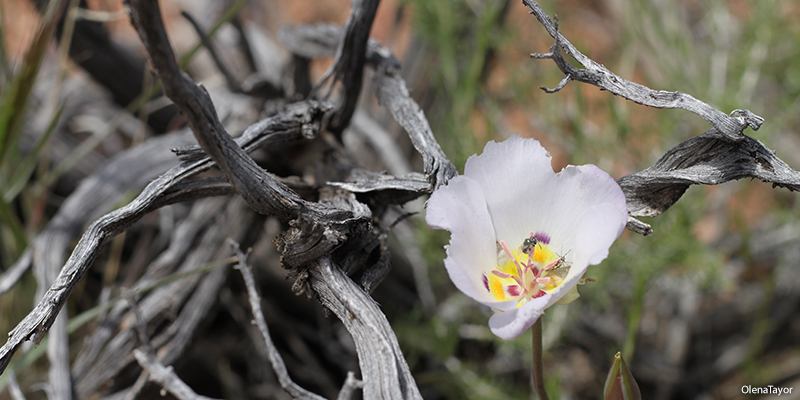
[426,135,628,339]
[521,233,539,255]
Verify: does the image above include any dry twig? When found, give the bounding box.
[228,240,328,400]
[126,292,221,400]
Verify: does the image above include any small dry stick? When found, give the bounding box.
[125,292,220,400]
[228,239,332,400]
[337,371,365,400]
[6,370,26,400]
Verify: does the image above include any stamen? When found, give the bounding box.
[491,270,513,279]
[544,256,565,270]
[491,269,524,288]
[500,241,524,279]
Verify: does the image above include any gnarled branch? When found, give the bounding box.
[523,0,799,235]
[523,0,763,142]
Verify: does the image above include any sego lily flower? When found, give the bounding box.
[426,135,627,339]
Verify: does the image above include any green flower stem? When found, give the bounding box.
[532,317,550,400]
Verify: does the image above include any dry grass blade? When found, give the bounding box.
[0,1,60,165]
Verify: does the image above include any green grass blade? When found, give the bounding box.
[0,256,235,392]
[0,1,61,166]
[3,100,66,202]
[0,195,27,256]
[0,1,9,79]
[178,0,248,70]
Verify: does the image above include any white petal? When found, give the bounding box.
[465,136,626,256]
[433,135,628,339]
[464,135,557,247]
[488,298,545,339]
[574,202,628,266]
[426,176,502,304]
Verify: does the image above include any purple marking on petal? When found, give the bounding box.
[532,290,547,299]
[534,232,551,245]
[507,285,521,297]
[482,274,490,292]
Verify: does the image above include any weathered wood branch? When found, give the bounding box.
[522,0,763,142]
[279,24,457,189]
[307,257,423,400]
[372,55,458,190]
[0,132,216,374]
[618,130,800,218]
[313,0,381,136]
[73,198,246,398]
[0,5,438,381]
[523,0,800,235]
[329,170,430,207]
[127,293,221,400]
[123,2,422,399]
[172,100,330,162]
[181,10,282,99]
[0,249,31,298]
[126,0,370,268]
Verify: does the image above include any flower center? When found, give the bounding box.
[482,233,571,307]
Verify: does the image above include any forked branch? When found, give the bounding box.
[523,0,800,235]
[522,0,763,141]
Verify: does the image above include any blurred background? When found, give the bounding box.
[1,0,799,399]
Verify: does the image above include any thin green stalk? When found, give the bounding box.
[0,195,27,257]
[622,269,647,361]
[532,318,550,400]
[178,0,249,70]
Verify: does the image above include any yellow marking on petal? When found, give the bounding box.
[498,259,519,276]
[490,276,506,301]
[543,267,567,290]
[531,244,556,264]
